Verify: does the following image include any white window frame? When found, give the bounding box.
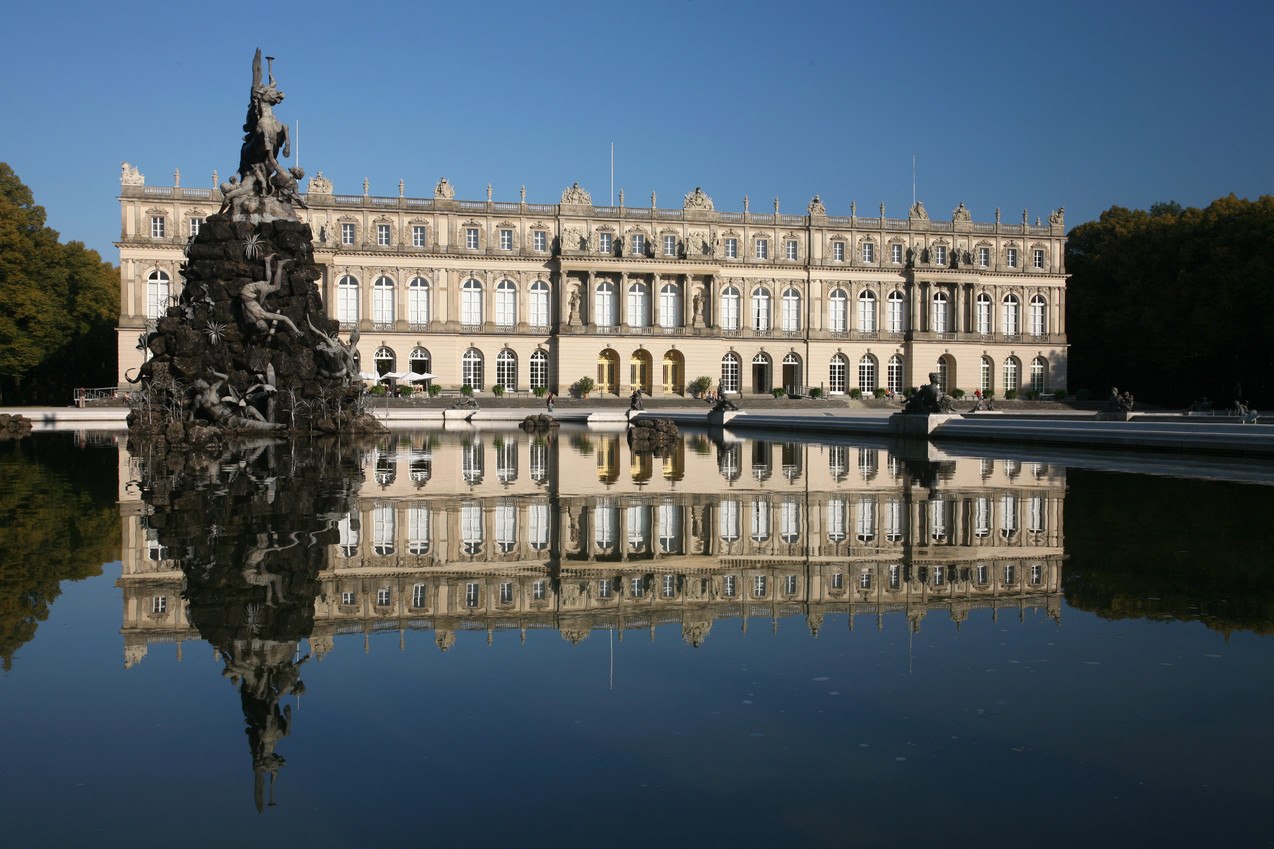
[412,225,427,248]
[337,275,359,324]
[465,227,480,250]
[341,222,356,245]
[528,280,549,328]
[529,349,548,390]
[533,230,547,252]
[724,237,738,259]
[786,239,798,260]
[828,289,847,333]
[720,286,740,331]
[755,238,769,259]
[372,276,394,324]
[833,241,845,262]
[377,224,391,246]
[499,229,513,251]
[408,277,430,326]
[150,216,165,238]
[857,290,876,333]
[862,242,875,263]
[495,279,516,327]
[780,288,800,332]
[663,234,677,256]
[752,287,771,331]
[461,279,483,326]
[887,291,904,333]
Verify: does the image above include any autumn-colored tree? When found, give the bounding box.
[0,163,118,403]
[1066,195,1274,407]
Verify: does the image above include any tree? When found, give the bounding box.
[0,163,118,402]
[1066,195,1274,407]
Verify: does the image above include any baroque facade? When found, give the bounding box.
[117,166,1068,397]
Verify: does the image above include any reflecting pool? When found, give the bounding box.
[1,429,1271,848]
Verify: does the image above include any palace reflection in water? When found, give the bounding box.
[119,429,1063,664]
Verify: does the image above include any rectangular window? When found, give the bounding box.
[466,227,480,249]
[188,217,203,237]
[598,232,612,254]
[664,234,677,256]
[859,571,872,589]
[755,238,768,259]
[631,234,646,256]
[891,243,903,264]
[598,579,612,599]
[725,238,738,259]
[934,245,947,265]
[341,223,355,245]
[533,231,547,252]
[500,229,513,250]
[377,224,391,246]
[723,575,736,597]
[412,225,427,247]
[978,247,990,267]
[151,216,166,238]
[753,575,767,598]
[377,587,391,606]
[533,580,546,600]
[1006,247,1018,268]
[831,572,844,590]
[412,584,426,608]
[862,242,875,262]
[1033,248,1045,269]
[833,241,845,262]
[340,591,356,605]
[465,583,480,607]
[151,596,167,614]
[500,582,514,604]
[786,239,798,260]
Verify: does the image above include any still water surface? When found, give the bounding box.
[1,429,1271,848]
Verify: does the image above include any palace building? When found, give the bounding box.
[116,164,1068,397]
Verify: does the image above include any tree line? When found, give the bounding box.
[1066,194,1274,408]
[0,163,118,404]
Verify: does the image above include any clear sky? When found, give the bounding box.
[3,0,1271,261]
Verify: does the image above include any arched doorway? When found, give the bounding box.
[936,354,955,394]
[630,349,652,394]
[597,349,619,395]
[662,350,685,395]
[752,352,772,394]
[374,346,395,377]
[782,352,802,394]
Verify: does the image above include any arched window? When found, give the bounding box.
[630,349,652,393]
[410,347,431,376]
[659,281,681,328]
[1031,356,1047,394]
[887,354,904,394]
[752,287,771,331]
[529,349,548,390]
[374,345,395,376]
[462,347,484,389]
[495,279,516,327]
[528,280,549,328]
[627,281,650,328]
[1030,294,1047,336]
[721,352,741,393]
[936,356,952,393]
[829,354,847,394]
[980,356,993,394]
[594,280,617,327]
[461,278,483,326]
[662,350,684,394]
[780,288,801,332]
[1003,356,1020,395]
[976,292,992,335]
[857,290,877,333]
[720,286,740,331]
[408,277,430,326]
[858,355,877,393]
[887,290,905,333]
[337,275,359,324]
[931,291,949,333]
[1003,294,1021,336]
[372,276,395,325]
[596,349,619,394]
[828,288,848,333]
[495,349,517,390]
[146,270,170,319]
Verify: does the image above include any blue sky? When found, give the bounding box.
[3,0,1271,260]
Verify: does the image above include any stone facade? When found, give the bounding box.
[117,169,1068,397]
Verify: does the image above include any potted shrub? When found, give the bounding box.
[809,387,824,399]
[492,384,505,397]
[689,375,713,398]
[951,388,965,399]
[427,383,441,397]
[398,384,414,398]
[1005,388,1019,400]
[460,385,474,397]
[873,387,887,399]
[848,388,863,400]
[532,386,546,398]
[771,387,786,399]
[575,376,595,399]
[370,384,387,396]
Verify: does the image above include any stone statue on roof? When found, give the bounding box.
[683,187,714,211]
[561,182,592,205]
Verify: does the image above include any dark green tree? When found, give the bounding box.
[1066,194,1274,407]
[0,163,118,403]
